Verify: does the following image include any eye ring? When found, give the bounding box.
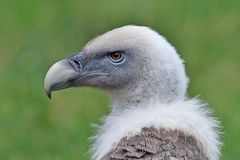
[108,52,124,63]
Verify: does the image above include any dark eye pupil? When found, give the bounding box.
[111,52,121,59]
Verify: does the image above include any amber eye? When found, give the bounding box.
[109,52,124,63]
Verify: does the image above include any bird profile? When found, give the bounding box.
[44,25,221,160]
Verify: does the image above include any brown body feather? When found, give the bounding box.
[101,127,207,160]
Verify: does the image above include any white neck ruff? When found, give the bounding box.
[91,98,221,160]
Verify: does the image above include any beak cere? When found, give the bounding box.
[44,59,81,99]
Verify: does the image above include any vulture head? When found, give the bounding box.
[44,25,188,105]
[44,25,220,160]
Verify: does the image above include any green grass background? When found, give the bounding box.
[0,0,239,159]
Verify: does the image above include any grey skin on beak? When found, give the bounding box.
[44,54,84,99]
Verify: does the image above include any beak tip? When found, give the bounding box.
[45,89,52,100]
[47,92,52,99]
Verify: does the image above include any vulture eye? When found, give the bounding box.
[109,52,124,63]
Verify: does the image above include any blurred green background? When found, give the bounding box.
[0,0,239,159]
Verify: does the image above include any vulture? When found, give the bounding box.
[44,25,221,160]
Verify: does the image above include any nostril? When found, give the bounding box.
[67,58,82,72]
[73,59,80,66]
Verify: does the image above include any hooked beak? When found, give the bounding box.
[44,54,85,99]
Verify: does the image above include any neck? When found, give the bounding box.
[108,87,182,114]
